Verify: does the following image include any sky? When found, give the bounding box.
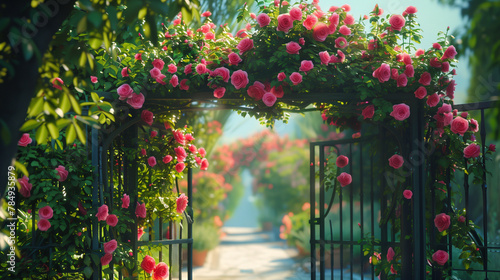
[220,0,469,143]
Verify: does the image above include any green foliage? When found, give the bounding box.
[192,221,220,251]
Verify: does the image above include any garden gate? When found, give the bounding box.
[309,101,498,280]
[91,118,194,279]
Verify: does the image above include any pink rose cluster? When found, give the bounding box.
[100,239,118,266]
[117,83,145,109]
[96,204,120,227]
[141,255,169,279]
[37,205,54,231]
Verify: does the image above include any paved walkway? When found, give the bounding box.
[188,227,310,280]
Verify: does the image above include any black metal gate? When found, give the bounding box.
[309,101,498,279]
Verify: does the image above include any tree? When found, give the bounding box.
[0,0,251,197]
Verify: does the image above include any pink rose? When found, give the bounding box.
[38,206,53,219]
[337,172,352,187]
[362,105,375,119]
[404,64,414,77]
[200,158,209,170]
[55,165,68,182]
[175,146,187,161]
[96,204,109,221]
[262,92,277,107]
[245,81,265,100]
[418,72,432,86]
[432,250,449,266]
[313,23,330,42]
[372,63,391,83]
[121,67,129,77]
[150,68,161,79]
[184,64,192,74]
[228,53,242,65]
[231,70,249,89]
[153,262,169,279]
[405,6,418,14]
[289,7,302,21]
[277,14,294,33]
[446,80,456,99]
[163,155,173,164]
[236,38,254,55]
[127,93,145,109]
[176,194,189,214]
[336,155,349,168]
[135,53,142,60]
[271,85,284,98]
[299,60,314,72]
[173,130,186,145]
[167,64,177,74]
[414,86,427,99]
[201,11,212,17]
[397,73,408,87]
[117,84,134,100]
[136,202,147,218]
[389,15,405,31]
[141,148,147,156]
[390,103,410,121]
[464,144,481,158]
[277,72,286,81]
[38,219,51,231]
[403,190,413,199]
[441,45,457,60]
[18,133,32,147]
[289,72,303,85]
[103,239,118,254]
[299,38,305,45]
[344,14,355,25]
[195,64,207,75]
[286,41,301,54]
[441,62,450,73]
[489,144,496,152]
[427,93,440,107]
[90,76,98,83]
[329,13,339,26]
[257,13,271,27]
[214,87,226,98]
[152,59,165,70]
[170,74,179,87]
[101,253,113,266]
[198,148,207,157]
[319,51,330,65]
[387,247,395,262]
[391,68,399,80]
[339,25,351,36]
[434,213,451,232]
[303,15,317,30]
[179,79,189,91]
[335,37,348,48]
[141,110,154,126]
[121,194,130,208]
[106,214,118,227]
[388,154,404,169]
[141,255,156,274]
[148,156,157,167]
[450,116,469,135]
[18,176,32,198]
[52,77,64,90]
[175,162,186,173]
[341,4,351,11]
[211,67,230,82]
[430,57,442,68]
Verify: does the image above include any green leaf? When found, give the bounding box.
[55,118,71,129]
[35,124,48,144]
[74,123,86,145]
[60,92,71,113]
[46,122,59,139]
[14,161,29,177]
[68,94,82,114]
[66,123,76,145]
[20,119,42,131]
[28,97,44,117]
[91,92,100,102]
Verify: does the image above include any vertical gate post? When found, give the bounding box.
[310,143,317,280]
[91,127,101,280]
[410,99,426,279]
